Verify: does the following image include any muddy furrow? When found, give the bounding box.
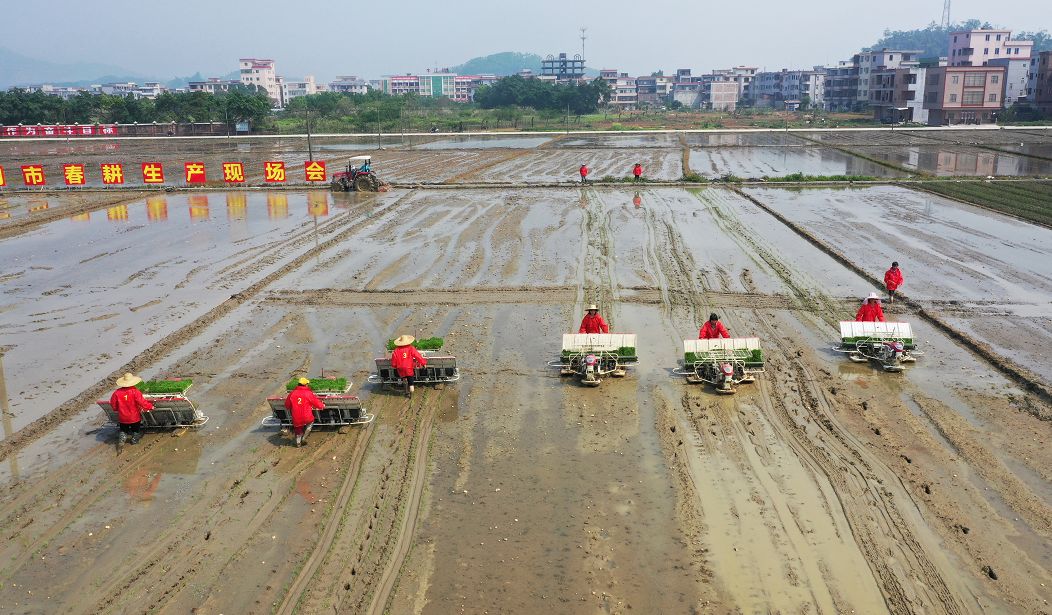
[0,191,152,240]
[644,194,967,612]
[0,191,415,463]
[274,421,377,614]
[365,399,435,615]
[730,186,1052,412]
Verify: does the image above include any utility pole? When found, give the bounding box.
[566,104,570,134]
[376,104,382,150]
[580,27,587,60]
[305,106,314,162]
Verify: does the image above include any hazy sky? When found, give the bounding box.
[5,0,1048,80]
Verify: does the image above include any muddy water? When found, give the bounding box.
[0,191,359,433]
[689,146,901,178]
[742,185,1052,384]
[856,144,1052,176]
[2,175,1051,613]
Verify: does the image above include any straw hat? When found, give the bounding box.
[115,372,142,388]
[866,292,880,301]
[394,334,415,346]
[298,377,310,386]
[587,304,598,311]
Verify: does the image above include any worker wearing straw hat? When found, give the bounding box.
[855,292,886,322]
[578,304,609,334]
[285,377,324,447]
[390,335,427,398]
[110,373,154,452]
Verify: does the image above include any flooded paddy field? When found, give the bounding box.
[688,146,900,178]
[1,133,1051,614]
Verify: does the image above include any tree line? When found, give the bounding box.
[0,87,272,128]
[473,76,612,114]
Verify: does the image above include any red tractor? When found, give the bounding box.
[330,155,382,191]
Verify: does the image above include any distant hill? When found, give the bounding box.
[452,52,543,76]
[868,20,1052,58]
[0,46,146,88]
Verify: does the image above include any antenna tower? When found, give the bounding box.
[580,27,587,59]
[941,0,951,28]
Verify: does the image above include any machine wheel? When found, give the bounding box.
[354,174,379,192]
[330,179,344,191]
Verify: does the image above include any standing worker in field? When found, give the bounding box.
[110,372,154,452]
[856,292,886,322]
[391,335,428,398]
[579,304,610,334]
[632,163,643,182]
[285,377,324,447]
[884,261,904,303]
[579,164,589,183]
[698,313,730,339]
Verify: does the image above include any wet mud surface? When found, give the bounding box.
[1,134,1051,614]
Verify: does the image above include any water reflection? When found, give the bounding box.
[146,197,167,221]
[267,194,289,219]
[633,192,642,208]
[188,195,210,221]
[70,212,90,222]
[226,193,247,221]
[307,192,329,217]
[107,204,128,221]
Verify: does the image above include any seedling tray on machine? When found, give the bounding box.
[370,337,460,386]
[97,379,208,429]
[263,377,373,427]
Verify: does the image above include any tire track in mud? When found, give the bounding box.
[0,191,415,463]
[365,399,434,615]
[293,389,443,615]
[274,420,376,615]
[730,186,1052,413]
[642,192,965,613]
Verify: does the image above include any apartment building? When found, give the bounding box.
[188,78,242,95]
[854,49,924,105]
[749,68,825,108]
[541,53,586,83]
[328,76,370,95]
[949,29,1033,67]
[239,58,281,105]
[923,65,1006,124]
[281,76,322,103]
[988,57,1032,106]
[824,60,859,111]
[634,75,673,106]
[869,61,930,123]
[1030,51,1052,112]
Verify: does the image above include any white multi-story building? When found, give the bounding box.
[188,78,242,95]
[988,57,1031,106]
[19,84,88,100]
[329,76,370,95]
[239,58,281,105]
[282,75,319,103]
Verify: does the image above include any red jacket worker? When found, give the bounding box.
[855,293,886,322]
[698,313,730,339]
[285,377,325,447]
[579,164,589,183]
[884,261,904,302]
[391,334,428,398]
[579,304,609,334]
[110,372,154,451]
[632,163,643,181]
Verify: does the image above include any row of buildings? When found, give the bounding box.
[10,35,1052,124]
[583,29,1051,124]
